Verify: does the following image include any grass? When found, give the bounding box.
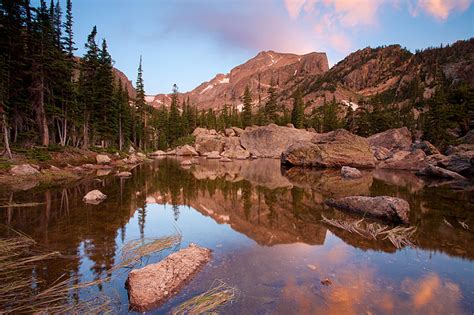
[172,280,237,315]
[321,215,417,249]
[0,224,182,313]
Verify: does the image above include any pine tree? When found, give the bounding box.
[264,79,278,124]
[291,87,304,128]
[241,85,252,128]
[135,55,147,149]
[167,84,181,146]
[96,39,115,145]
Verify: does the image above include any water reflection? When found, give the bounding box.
[0,158,473,313]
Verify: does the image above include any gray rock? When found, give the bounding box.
[10,164,40,176]
[416,164,466,180]
[325,196,410,224]
[176,144,198,156]
[368,127,413,152]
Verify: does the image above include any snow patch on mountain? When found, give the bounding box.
[341,100,359,111]
[145,95,155,103]
[200,84,213,94]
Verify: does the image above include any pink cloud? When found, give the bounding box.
[413,0,472,20]
[284,0,307,19]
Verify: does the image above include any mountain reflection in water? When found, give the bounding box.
[0,158,472,314]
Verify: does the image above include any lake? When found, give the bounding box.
[1,158,473,314]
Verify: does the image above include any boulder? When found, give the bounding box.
[126,244,211,312]
[206,151,221,159]
[440,151,474,175]
[224,128,236,137]
[221,148,251,160]
[232,127,245,136]
[149,150,167,156]
[281,129,376,168]
[445,144,474,155]
[10,164,40,176]
[368,127,413,152]
[325,196,410,224]
[96,154,111,164]
[116,171,132,177]
[176,144,198,156]
[165,149,177,155]
[378,149,427,171]
[341,166,362,179]
[195,135,225,155]
[128,146,136,154]
[240,124,315,158]
[219,157,232,162]
[416,165,466,180]
[123,154,139,164]
[372,146,391,161]
[83,190,107,204]
[412,140,440,156]
[136,152,147,159]
[286,123,295,128]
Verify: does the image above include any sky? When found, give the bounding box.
[64,0,474,95]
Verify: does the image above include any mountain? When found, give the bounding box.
[146,50,329,110]
[112,68,136,99]
[145,38,473,116]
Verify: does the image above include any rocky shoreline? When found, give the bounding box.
[155,124,473,181]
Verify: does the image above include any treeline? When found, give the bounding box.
[0,0,155,156]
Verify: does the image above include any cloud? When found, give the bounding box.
[412,0,472,20]
[160,0,316,54]
[284,0,307,19]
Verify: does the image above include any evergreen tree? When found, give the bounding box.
[241,85,252,128]
[135,55,147,149]
[291,87,304,128]
[264,79,278,123]
[167,84,181,145]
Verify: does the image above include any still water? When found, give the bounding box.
[1,158,473,314]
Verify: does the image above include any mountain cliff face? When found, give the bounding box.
[145,38,473,116]
[147,50,329,110]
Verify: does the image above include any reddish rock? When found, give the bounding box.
[379,149,427,171]
[127,244,211,312]
[368,127,413,152]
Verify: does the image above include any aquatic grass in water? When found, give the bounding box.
[0,224,182,313]
[172,280,238,315]
[321,215,417,249]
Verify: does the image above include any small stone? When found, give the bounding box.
[83,190,107,204]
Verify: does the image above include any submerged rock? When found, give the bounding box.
[180,160,193,167]
[325,196,410,224]
[282,129,375,168]
[10,164,40,176]
[83,190,107,204]
[341,166,362,179]
[126,244,211,312]
[417,164,466,180]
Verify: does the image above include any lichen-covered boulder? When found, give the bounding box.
[282,129,376,168]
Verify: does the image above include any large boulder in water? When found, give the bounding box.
[240,124,315,158]
[428,151,474,175]
[368,127,412,152]
[325,196,410,224]
[195,134,225,155]
[176,144,198,156]
[416,164,466,180]
[126,244,211,312]
[341,166,362,179]
[281,129,376,168]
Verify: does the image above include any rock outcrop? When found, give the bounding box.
[240,124,315,158]
[127,244,211,312]
[83,190,107,204]
[281,129,376,168]
[325,196,410,224]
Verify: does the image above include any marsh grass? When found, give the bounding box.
[0,224,182,313]
[172,280,237,315]
[321,215,417,249]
